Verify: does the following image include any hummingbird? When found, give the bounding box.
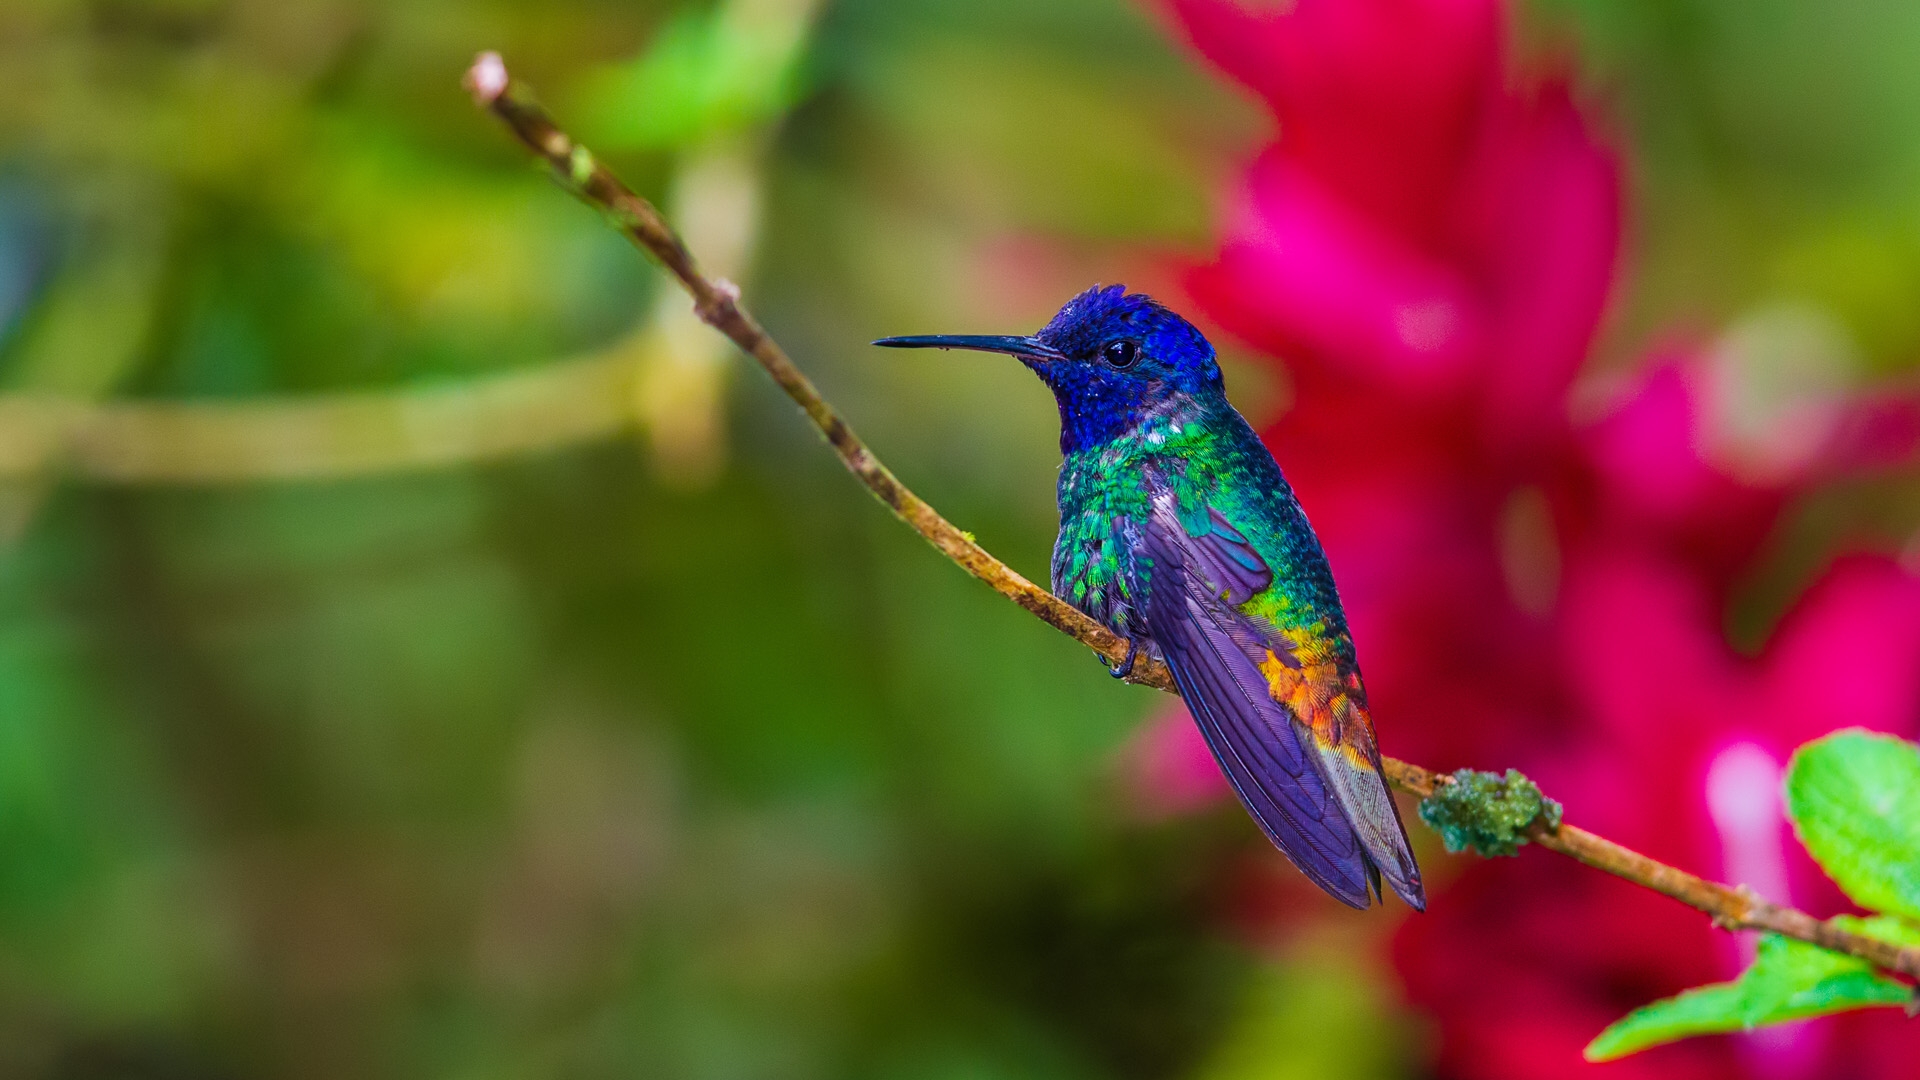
[876,285,1424,910]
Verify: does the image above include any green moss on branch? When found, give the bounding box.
[1419,768,1564,857]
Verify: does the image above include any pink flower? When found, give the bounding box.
[1136,0,1920,1075]
[1139,0,1912,795]
[1164,0,1618,432]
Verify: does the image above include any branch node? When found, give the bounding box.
[568,145,596,187]
[1725,884,1762,925]
[696,279,742,327]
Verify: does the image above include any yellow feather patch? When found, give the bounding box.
[1258,645,1381,766]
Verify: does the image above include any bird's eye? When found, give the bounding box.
[1102,339,1141,369]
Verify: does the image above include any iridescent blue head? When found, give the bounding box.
[875,285,1222,453]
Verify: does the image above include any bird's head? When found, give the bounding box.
[875,285,1222,453]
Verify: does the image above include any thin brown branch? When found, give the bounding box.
[465,52,1920,983]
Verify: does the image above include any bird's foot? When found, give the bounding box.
[1108,638,1139,679]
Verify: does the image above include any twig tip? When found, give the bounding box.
[465,51,509,105]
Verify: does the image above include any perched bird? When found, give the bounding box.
[876,286,1424,910]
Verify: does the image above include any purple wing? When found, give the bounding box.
[1135,484,1423,910]
[1137,508,1377,907]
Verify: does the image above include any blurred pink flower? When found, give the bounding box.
[1118,707,1232,816]
[1135,0,1920,1075]
[1146,0,1622,775]
[1163,0,1617,427]
[1819,380,1920,474]
[1570,353,1920,589]
[1137,0,1914,815]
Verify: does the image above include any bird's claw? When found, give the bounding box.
[1108,638,1139,679]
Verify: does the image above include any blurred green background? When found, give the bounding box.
[1,1,1918,1078]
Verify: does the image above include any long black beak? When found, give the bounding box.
[872,334,1063,362]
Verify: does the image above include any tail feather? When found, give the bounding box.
[1304,725,1425,910]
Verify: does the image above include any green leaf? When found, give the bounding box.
[1587,770,1920,1066]
[1582,926,1912,1060]
[1786,729,1920,921]
[1584,984,1751,1059]
[1585,929,1916,1061]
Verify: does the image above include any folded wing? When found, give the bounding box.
[1137,483,1424,910]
